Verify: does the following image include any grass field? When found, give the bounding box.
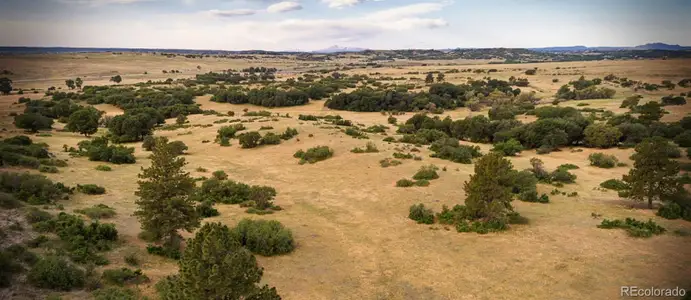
[1,53,690,300]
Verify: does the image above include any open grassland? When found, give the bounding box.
[1,54,690,300]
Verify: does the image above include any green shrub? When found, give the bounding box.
[413,165,439,180]
[600,179,629,191]
[95,165,112,171]
[26,235,49,248]
[294,146,333,164]
[396,179,415,187]
[167,141,188,156]
[74,204,116,219]
[146,245,180,260]
[436,205,468,225]
[280,127,299,140]
[518,191,550,203]
[657,202,683,220]
[387,116,397,124]
[414,179,430,187]
[409,204,434,224]
[549,168,577,184]
[92,287,138,300]
[101,268,149,286]
[0,172,70,204]
[344,127,368,139]
[491,139,523,156]
[597,218,666,238]
[196,200,219,218]
[39,159,68,167]
[0,192,21,209]
[588,152,618,168]
[260,132,281,145]
[382,136,396,142]
[34,213,118,264]
[26,207,53,224]
[680,163,691,172]
[351,142,379,153]
[212,170,228,180]
[77,184,106,195]
[38,165,59,173]
[557,164,579,170]
[28,256,85,291]
[379,158,402,167]
[231,219,295,256]
[124,253,139,267]
[238,131,262,148]
[243,110,271,117]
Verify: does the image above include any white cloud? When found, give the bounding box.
[208,9,257,17]
[56,0,153,5]
[267,1,302,13]
[365,2,445,20]
[321,0,374,9]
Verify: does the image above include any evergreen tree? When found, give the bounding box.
[425,73,434,84]
[158,222,281,300]
[623,137,681,209]
[75,77,83,89]
[110,75,122,84]
[463,152,515,221]
[436,72,445,82]
[0,77,12,95]
[65,79,76,90]
[66,108,101,136]
[134,137,199,247]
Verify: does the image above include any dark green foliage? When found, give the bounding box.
[344,127,369,139]
[396,179,415,187]
[34,212,118,264]
[280,127,299,140]
[634,102,665,123]
[379,158,402,167]
[101,268,149,286]
[95,165,112,171]
[243,110,272,117]
[260,132,281,145]
[588,152,619,168]
[39,165,59,173]
[294,146,333,164]
[238,132,262,148]
[436,205,468,225]
[0,192,21,209]
[656,202,685,220]
[464,153,516,222]
[661,95,687,106]
[124,253,139,267]
[107,112,158,143]
[0,77,11,94]
[518,191,550,203]
[0,247,24,287]
[429,138,482,164]
[75,204,116,219]
[66,108,101,136]
[92,287,139,300]
[408,204,434,224]
[351,142,378,153]
[0,172,70,205]
[681,163,691,172]
[558,164,579,170]
[135,137,199,247]
[491,138,523,156]
[597,218,666,238]
[583,123,621,148]
[77,137,136,164]
[555,77,615,100]
[675,130,691,147]
[0,136,52,169]
[620,95,641,108]
[387,116,397,124]
[77,184,106,195]
[159,222,281,299]
[146,245,181,260]
[197,200,220,218]
[623,137,682,209]
[216,124,246,141]
[14,113,54,132]
[231,219,295,256]
[549,168,577,184]
[166,141,188,156]
[600,179,629,191]
[412,165,439,180]
[212,87,308,107]
[212,170,228,180]
[28,256,85,291]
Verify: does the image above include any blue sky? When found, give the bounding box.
[0,0,689,50]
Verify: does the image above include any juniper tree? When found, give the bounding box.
[623,137,681,209]
[134,137,199,248]
[65,79,76,90]
[66,108,101,136]
[157,222,281,300]
[463,152,515,221]
[75,77,83,89]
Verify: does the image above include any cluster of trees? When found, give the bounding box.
[194,68,276,84]
[211,87,310,107]
[77,86,202,118]
[0,171,72,205]
[75,137,136,164]
[65,78,83,90]
[555,76,616,100]
[0,135,69,173]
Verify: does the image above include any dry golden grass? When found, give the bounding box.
[1,55,691,300]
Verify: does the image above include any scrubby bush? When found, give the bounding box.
[280,127,299,140]
[387,116,397,125]
[33,213,118,264]
[39,165,59,173]
[588,153,618,168]
[584,123,621,148]
[260,132,281,145]
[146,245,180,260]
[600,179,629,191]
[28,256,85,291]
[196,200,219,218]
[74,204,116,219]
[95,165,112,171]
[549,168,577,184]
[77,184,106,195]
[675,131,691,147]
[351,142,379,153]
[78,137,136,164]
[294,146,333,164]
[558,164,579,170]
[396,179,415,187]
[231,219,295,256]
[0,192,21,209]
[379,158,402,167]
[216,124,246,141]
[413,165,439,180]
[408,204,434,224]
[167,141,188,156]
[92,287,139,300]
[597,218,665,238]
[14,113,54,132]
[0,172,71,205]
[344,127,368,139]
[491,139,523,156]
[238,132,262,148]
[101,268,149,286]
[212,170,228,180]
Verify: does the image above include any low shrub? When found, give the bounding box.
[33,213,118,264]
[74,204,116,219]
[146,245,181,260]
[124,253,139,267]
[409,204,434,224]
[379,158,402,167]
[95,165,112,171]
[600,179,629,191]
[77,184,106,195]
[351,142,379,153]
[92,287,139,300]
[231,219,295,256]
[549,168,577,184]
[261,132,281,145]
[0,172,72,205]
[167,141,188,156]
[558,164,579,170]
[28,256,85,291]
[280,127,299,140]
[0,192,21,209]
[238,131,262,148]
[412,165,439,180]
[101,268,149,286]
[196,200,219,218]
[597,218,666,238]
[39,159,68,167]
[518,191,550,203]
[414,179,430,187]
[396,179,415,187]
[38,165,59,173]
[491,139,523,156]
[212,170,228,180]
[588,153,618,168]
[294,146,333,164]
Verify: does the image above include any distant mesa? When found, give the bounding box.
[530,42,691,52]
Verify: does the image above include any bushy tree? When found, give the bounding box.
[66,107,101,136]
[623,137,682,209]
[436,72,445,82]
[0,77,12,95]
[238,132,262,149]
[75,77,83,89]
[425,73,434,84]
[158,222,280,300]
[464,153,515,222]
[65,79,76,90]
[491,139,523,156]
[14,113,54,132]
[583,123,622,148]
[134,137,199,247]
[110,75,122,84]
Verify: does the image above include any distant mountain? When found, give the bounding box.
[530,42,691,52]
[312,45,368,54]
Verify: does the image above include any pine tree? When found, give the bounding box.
[158,222,281,300]
[623,137,681,209]
[463,152,515,221]
[134,137,199,247]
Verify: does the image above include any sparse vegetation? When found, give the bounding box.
[294,146,333,164]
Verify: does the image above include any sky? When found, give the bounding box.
[0,0,690,51]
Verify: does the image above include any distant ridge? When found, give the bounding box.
[530,42,691,52]
[312,45,368,54]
